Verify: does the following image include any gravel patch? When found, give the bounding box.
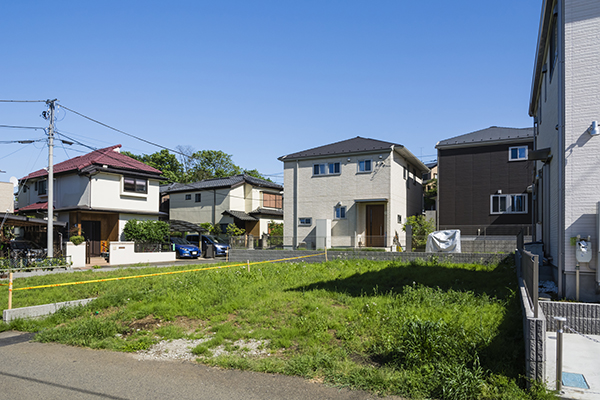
[134,338,270,362]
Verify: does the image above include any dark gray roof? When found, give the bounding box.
[436,126,534,149]
[425,161,437,169]
[164,174,282,194]
[278,136,401,160]
[249,208,283,217]
[278,136,429,173]
[222,210,257,221]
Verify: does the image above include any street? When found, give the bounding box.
[0,331,401,400]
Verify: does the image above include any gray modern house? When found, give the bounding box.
[529,0,600,301]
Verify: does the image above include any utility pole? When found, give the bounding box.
[46,99,57,258]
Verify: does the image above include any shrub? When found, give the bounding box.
[123,219,169,243]
[403,215,434,251]
[70,235,85,246]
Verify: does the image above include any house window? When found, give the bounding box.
[124,177,147,193]
[299,217,312,226]
[185,194,191,200]
[358,159,372,173]
[334,205,346,219]
[313,162,340,176]
[403,166,407,179]
[263,193,283,208]
[37,180,47,195]
[491,194,527,214]
[397,215,402,223]
[195,193,201,202]
[328,162,340,174]
[509,146,528,161]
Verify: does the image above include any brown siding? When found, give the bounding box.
[438,142,533,235]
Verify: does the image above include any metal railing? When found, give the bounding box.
[521,248,539,318]
[0,255,71,272]
[133,242,174,253]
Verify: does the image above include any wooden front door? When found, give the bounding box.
[366,205,385,247]
[82,220,101,256]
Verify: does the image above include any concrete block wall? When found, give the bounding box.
[229,249,510,266]
[540,300,600,335]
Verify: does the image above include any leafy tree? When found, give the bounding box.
[122,149,184,184]
[424,178,437,210]
[226,223,245,236]
[268,221,283,237]
[199,222,224,235]
[123,219,170,243]
[402,215,435,251]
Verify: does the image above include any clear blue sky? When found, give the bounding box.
[1,1,542,186]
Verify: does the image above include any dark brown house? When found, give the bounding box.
[436,126,534,236]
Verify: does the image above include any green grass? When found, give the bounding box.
[0,258,555,399]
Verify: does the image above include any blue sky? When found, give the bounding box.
[1,1,542,186]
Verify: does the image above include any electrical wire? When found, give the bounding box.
[0,100,47,103]
[0,124,46,130]
[55,130,98,151]
[59,104,189,158]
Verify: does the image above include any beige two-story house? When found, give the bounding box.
[279,137,428,250]
[17,145,166,255]
[165,174,283,238]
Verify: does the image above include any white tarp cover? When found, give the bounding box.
[425,230,461,253]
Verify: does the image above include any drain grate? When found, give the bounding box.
[563,372,589,389]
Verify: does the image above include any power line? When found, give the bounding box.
[0,100,47,103]
[59,103,188,158]
[0,124,46,130]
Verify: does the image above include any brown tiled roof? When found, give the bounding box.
[20,145,162,181]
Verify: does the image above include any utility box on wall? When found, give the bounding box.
[316,219,331,250]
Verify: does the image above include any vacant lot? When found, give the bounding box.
[0,258,553,400]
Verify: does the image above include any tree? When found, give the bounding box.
[402,215,434,251]
[124,147,269,184]
[226,223,245,237]
[268,221,283,237]
[122,149,184,184]
[424,178,437,210]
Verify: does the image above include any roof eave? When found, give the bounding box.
[437,135,534,150]
[529,0,554,117]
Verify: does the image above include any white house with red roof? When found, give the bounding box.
[16,145,166,256]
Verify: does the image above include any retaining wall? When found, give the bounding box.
[540,301,600,335]
[3,298,95,323]
[229,249,510,266]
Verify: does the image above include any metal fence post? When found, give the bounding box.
[554,316,567,392]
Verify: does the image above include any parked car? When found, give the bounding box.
[186,234,230,257]
[170,237,200,259]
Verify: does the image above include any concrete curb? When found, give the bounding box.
[3,298,96,323]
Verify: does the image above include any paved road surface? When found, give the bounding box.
[0,331,403,400]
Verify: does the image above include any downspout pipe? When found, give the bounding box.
[557,0,565,298]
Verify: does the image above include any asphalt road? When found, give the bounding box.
[0,331,403,400]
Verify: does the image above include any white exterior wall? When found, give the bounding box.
[533,0,600,301]
[562,0,600,299]
[55,174,89,208]
[90,173,160,213]
[0,182,14,213]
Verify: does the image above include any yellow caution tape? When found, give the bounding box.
[12,252,326,291]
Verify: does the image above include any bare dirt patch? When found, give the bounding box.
[134,338,271,362]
